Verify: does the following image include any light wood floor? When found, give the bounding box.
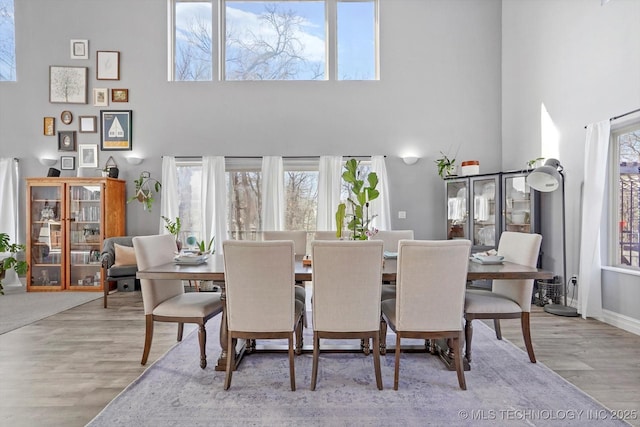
[1,291,639,426]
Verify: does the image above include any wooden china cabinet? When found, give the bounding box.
[26,177,126,292]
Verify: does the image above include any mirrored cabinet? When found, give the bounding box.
[26,177,126,292]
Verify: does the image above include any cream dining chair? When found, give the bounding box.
[222,240,304,391]
[381,239,471,390]
[463,231,542,364]
[312,231,340,240]
[133,234,223,369]
[310,239,384,391]
[263,231,308,300]
[372,230,414,302]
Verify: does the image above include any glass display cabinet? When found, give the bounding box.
[26,177,126,291]
[445,171,540,252]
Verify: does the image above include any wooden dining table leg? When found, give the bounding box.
[214,286,244,371]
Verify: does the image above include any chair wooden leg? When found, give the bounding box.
[288,334,296,391]
[464,318,473,363]
[379,316,387,355]
[141,314,154,365]
[295,315,303,355]
[372,333,383,390]
[494,319,502,340]
[224,333,234,390]
[393,334,401,390]
[453,334,466,390]
[177,322,184,342]
[521,312,536,363]
[198,323,207,369]
[311,331,320,391]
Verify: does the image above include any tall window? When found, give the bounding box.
[225,1,326,80]
[0,0,16,81]
[226,158,262,240]
[171,0,213,81]
[176,160,204,240]
[337,0,377,80]
[611,123,640,268]
[169,0,379,81]
[284,158,318,230]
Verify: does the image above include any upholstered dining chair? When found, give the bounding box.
[371,230,414,302]
[463,231,542,364]
[312,231,340,240]
[263,231,308,315]
[381,239,471,390]
[222,240,304,391]
[132,234,223,369]
[310,240,384,391]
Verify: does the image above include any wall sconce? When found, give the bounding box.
[39,157,57,166]
[126,156,144,165]
[401,156,419,165]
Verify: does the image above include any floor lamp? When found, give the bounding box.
[527,159,579,317]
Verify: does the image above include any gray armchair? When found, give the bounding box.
[101,236,139,308]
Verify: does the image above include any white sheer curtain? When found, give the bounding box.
[370,155,391,231]
[159,156,180,234]
[261,156,284,231]
[578,120,610,320]
[316,155,343,231]
[201,156,227,254]
[0,158,19,243]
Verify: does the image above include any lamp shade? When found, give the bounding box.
[527,158,562,192]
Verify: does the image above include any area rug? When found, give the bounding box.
[0,287,101,334]
[88,315,626,427]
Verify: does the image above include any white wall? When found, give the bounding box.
[0,0,502,238]
[502,0,640,322]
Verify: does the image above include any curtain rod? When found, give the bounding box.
[584,107,640,129]
[167,155,385,159]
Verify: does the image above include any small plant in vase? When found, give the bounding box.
[435,151,457,178]
[0,233,28,295]
[127,171,161,212]
[197,237,215,255]
[162,216,182,250]
[335,159,379,240]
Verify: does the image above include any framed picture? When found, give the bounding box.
[58,131,76,152]
[111,88,128,102]
[100,110,132,151]
[79,116,97,133]
[78,144,98,168]
[49,66,88,104]
[93,88,108,107]
[60,156,75,170]
[61,110,73,125]
[43,117,55,136]
[70,39,88,59]
[96,51,120,80]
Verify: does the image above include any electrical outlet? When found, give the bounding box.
[570,275,578,286]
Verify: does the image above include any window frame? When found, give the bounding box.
[168,0,379,82]
[608,120,640,271]
[0,0,16,82]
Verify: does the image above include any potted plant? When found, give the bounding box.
[196,236,215,255]
[127,171,161,212]
[0,233,28,295]
[335,159,379,240]
[435,151,457,178]
[161,216,182,250]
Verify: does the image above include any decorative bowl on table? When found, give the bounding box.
[173,252,209,265]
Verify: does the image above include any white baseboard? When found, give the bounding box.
[602,309,640,336]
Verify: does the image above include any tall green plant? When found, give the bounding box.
[335,159,379,239]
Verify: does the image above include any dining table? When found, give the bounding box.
[137,254,554,371]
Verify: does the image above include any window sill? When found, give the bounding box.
[602,265,640,277]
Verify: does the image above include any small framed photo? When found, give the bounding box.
[96,51,120,80]
[43,117,55,136]
[79,116,97,133]
[49,66,88,104]
[100,110,132,151]
[78,144,98,168]
[58,131,76,152]
[61,110,73,125]
[93,88,108,107]
[60,156,75,170]
[111,88,128,102]
[70,39,88,60]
